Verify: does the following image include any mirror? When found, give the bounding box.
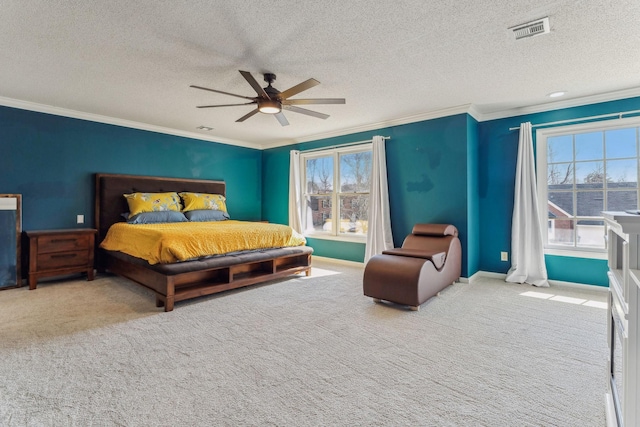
[0,194,22,289]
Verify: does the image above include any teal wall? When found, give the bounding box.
[262,144,297,224]
[305,238,365,263]
[0,106,263,231]
[478,96,640,287]
[545,255,609,287]
[265,96,640,286]
[262,114,477,277]
[6,93,639,287]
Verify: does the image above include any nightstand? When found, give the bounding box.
[25,228,97,290]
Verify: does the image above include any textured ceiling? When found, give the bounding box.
[2,1,640,149]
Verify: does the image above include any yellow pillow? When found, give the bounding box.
[123,192,182,218]
[179,192,227,213]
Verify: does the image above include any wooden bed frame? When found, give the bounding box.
[94,173,312,311]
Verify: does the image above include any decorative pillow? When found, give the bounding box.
[127,211,188,224]
[184,209,230,222]
[123,192,182,218]
[179,192,228,213]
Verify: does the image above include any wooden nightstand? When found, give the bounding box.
[25,229,97,290]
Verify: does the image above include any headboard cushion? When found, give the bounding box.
[411,223,458,237]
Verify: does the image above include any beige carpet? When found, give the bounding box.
[0,260,608,426]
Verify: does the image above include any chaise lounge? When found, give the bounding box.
[363,224,461,310]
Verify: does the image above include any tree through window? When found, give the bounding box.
[302,145,372,238]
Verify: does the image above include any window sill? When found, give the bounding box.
[544,247,607,260]
[304,233,367,244]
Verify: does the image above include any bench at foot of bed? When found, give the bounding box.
[104,246,313,312]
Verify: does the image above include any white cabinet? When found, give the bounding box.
[603,211,640,427]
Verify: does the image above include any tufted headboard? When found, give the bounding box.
[94,173,226,243]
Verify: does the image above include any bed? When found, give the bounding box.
[95,173,312,311]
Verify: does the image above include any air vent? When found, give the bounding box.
[511,17,550,40]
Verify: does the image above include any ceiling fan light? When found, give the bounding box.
[258,100,281,114]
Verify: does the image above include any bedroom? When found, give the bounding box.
[1,1,639,426]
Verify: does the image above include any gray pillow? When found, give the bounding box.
[184,209,230,222]
[127,211,188,224]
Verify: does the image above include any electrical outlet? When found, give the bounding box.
[501,251,508,262]
[77,214,84,224]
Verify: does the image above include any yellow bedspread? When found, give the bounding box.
[100,220,307,265]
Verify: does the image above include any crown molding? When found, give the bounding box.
[5,87,639,152]
[466,104,482,122]
[259,104,476,150]
[259,90,640,149]
[0,96,261,150]
[475,87,640,122]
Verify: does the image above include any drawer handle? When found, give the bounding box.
[51,253,78,259]
[51,238,77,244]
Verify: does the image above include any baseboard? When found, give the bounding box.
[312,256,364,268]
[547,279,608,292]
[312,259,607,292]
[604,393,619,427]
[310,258,481,284]
[471,270,607,292]
[312,258,471,284]
[478,271,507,279]
[469,271,505,283]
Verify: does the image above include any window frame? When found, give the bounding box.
[536,116,640,259]
[300,143,372,243]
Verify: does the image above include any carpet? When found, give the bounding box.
[0,260,608,426]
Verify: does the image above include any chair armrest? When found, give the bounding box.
[382,248,446,270]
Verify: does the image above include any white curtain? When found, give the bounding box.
[506,122,549,287]
[364,136,394,263]
[288,150,304,234]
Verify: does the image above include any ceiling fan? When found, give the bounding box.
[191,70,345,126]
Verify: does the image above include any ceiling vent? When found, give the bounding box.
[511,17,550,40]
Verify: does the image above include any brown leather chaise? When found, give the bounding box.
[363,224,462,310]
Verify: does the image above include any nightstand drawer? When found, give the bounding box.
[37,250,89,270]
[37,234,91,254]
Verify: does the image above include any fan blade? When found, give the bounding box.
[239,70,270,99]
[283,105,329,120]
[197,102,256,108]
[274,112,289,126]
[278,78,320,100]
[236,108,259,122]
[282,98,345,105]
[190,85,255,101]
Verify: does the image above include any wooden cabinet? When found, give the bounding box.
[25,229,97,290]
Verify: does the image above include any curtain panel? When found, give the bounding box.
[288,150,304,234]
[364,136,394,263]
[506,122,549,287]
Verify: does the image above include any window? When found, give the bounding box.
[301,144,372,240]
[537,117,640,255]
